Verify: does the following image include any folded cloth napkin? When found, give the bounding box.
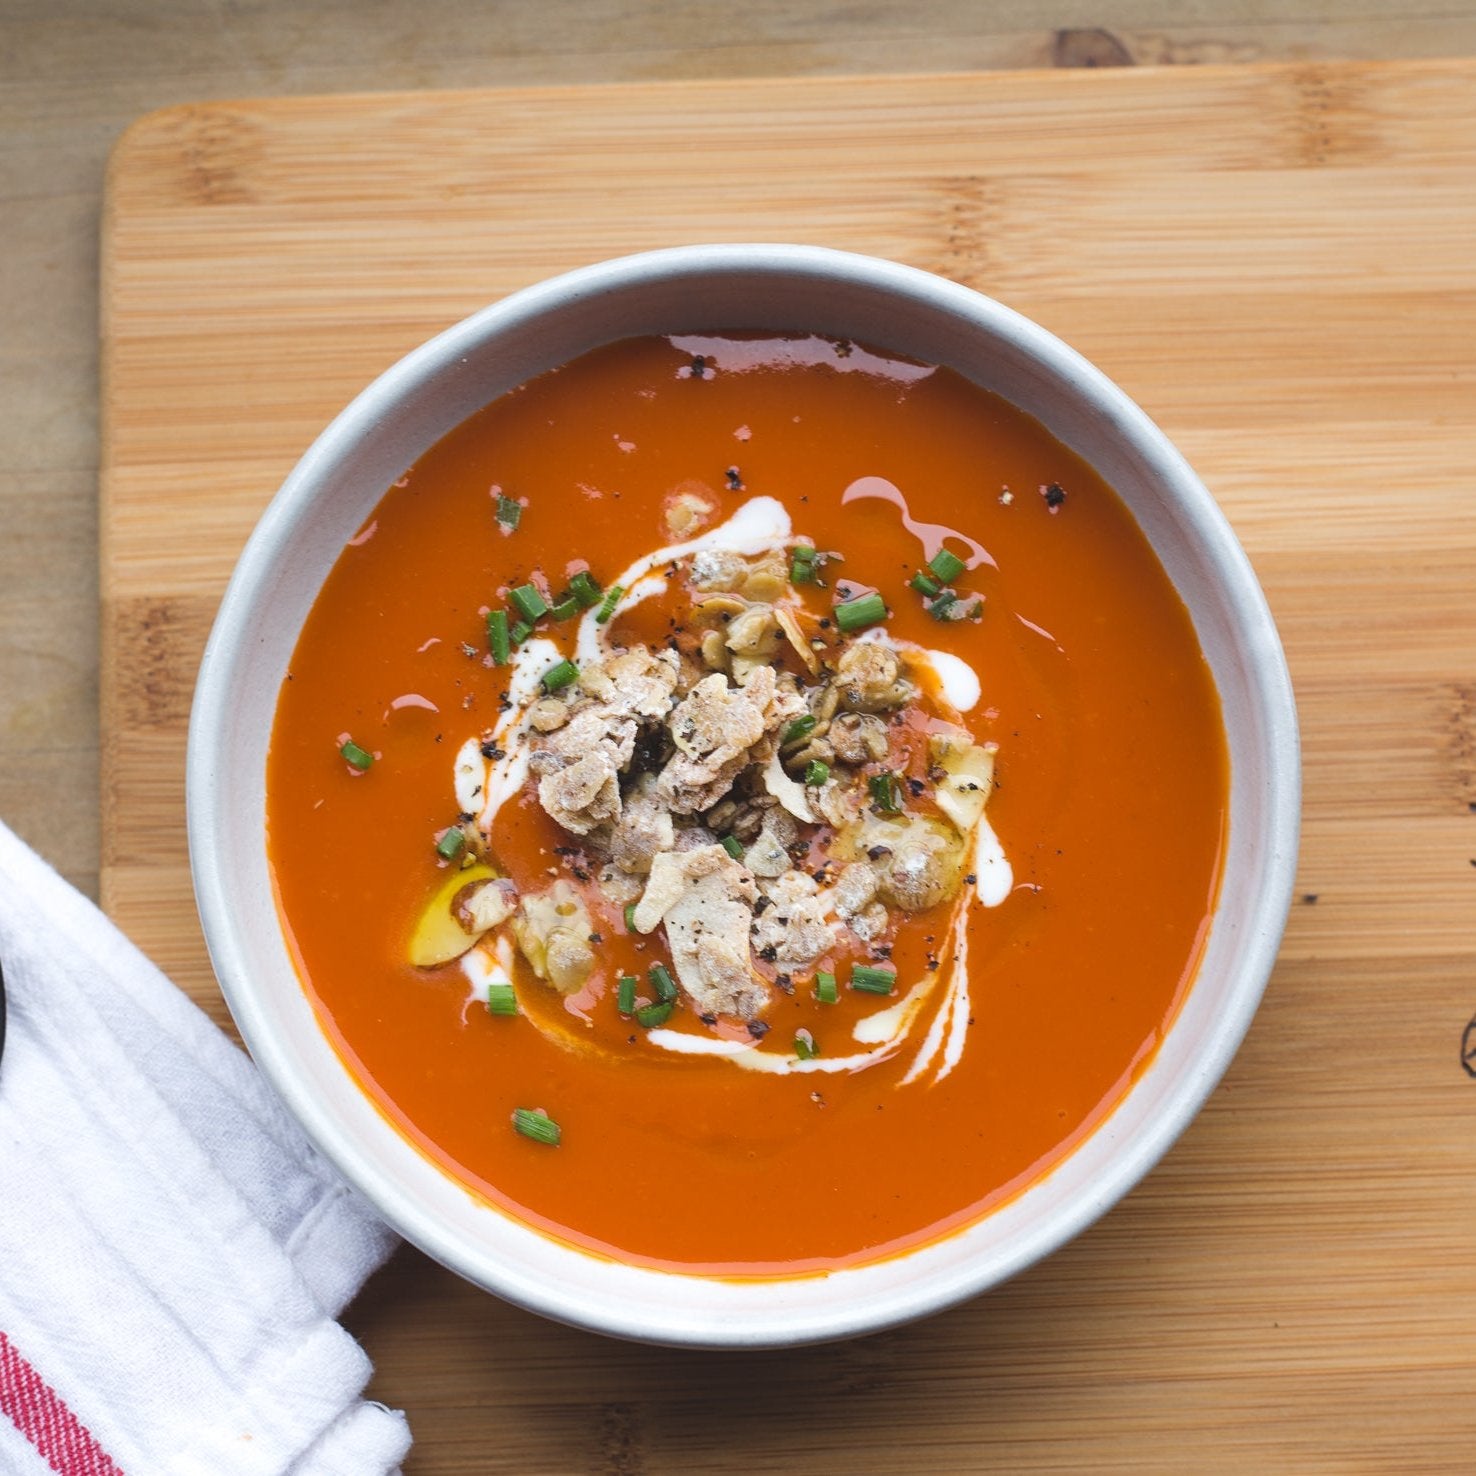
[0,820,412,1475]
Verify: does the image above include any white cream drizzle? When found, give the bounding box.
[851,981,931,1044]
[471,636,562,834]
[576,496,792,665]
[924,649,981,712]
[619,574,670,616]
[459,934,515,1018]
[972,817,1013,908]
[453,738,486,815]
[645,1028,907,1076]
[897,816,1014,1086]
[901,922,970,1085]
[645,977,934,1074]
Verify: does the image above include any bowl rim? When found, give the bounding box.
[187,243,1300,1347]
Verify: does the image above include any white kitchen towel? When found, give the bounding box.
[0,819,412,1475]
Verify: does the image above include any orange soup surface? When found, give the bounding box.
[268,334,1227,1275]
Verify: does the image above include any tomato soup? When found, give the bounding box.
[267,334,1227,1275]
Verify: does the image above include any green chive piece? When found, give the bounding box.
[969,598,985,620]
[487,982,518,1016]
[495,494,522,529]
[791,556,818,585]
[815,971,838,1004]
[616,975,637,1015]
[928,548,967,583]
[834,591,887,633]
[486,609,511,664]
[636,999,674,1028]
[541,659,579,694]
[340,740,373,770]
[512,1107,560,1146]
[595,584,625,625]
[509,583,548,622]
[851,964,897,995]
[869,772,903,814]
[782,714,816,745]
[569,570,603,609]
[795,1030,819,1061]
[649,963,678,1002]
[510,619,533,644]
[909,571,941,597]
[623,902,637,933]
[549,595,579,621]
[804,759,830,786]
[791,543,817,565]
[720,834,745,861]
[928,591,959,621]
[435,827,466,861]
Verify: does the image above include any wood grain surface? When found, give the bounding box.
[101,62,1476,1472]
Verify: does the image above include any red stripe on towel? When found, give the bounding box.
[0,1331,125,1476]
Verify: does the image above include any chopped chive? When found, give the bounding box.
[928,548,967,583]
[969,598,984,620]
[623,902,638,933]
[720,834,745,861]
[616,975,637,1015]
[815,971,838,1004]
[340,740,373,770]
[868,772,904,814]
[794,1030,819,1061]
[541,659,579,694]
[495,494,522,529]
[834,591,887,633]
[636,999,674,1028]
[804,759,830,786]
[908,571,941,597]
[486,609,510,664]
[851,964,897,995]
[487,982,518,1016]
[927,590,959,621]
[509,583,548,623]
[649,963,678,1002]
[594,584,625,625]
[549,595,579,621]
[782,713,816,745]
[569,569,603,609]
[435,827,466,861]
[791,555,818,585]
[510,619,533,644]
[791,543,817,565]
[511,1107,560,1146]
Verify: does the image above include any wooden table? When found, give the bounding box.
[97,59,1476,1471]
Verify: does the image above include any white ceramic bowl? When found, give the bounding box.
[188,244,1299,1347]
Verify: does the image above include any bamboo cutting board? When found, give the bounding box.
[101,62,1476,1472]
